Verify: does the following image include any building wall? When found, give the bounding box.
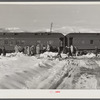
[66,33,100,50]
[0,32,64,51]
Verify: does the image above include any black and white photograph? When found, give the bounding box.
[0,2,100,90]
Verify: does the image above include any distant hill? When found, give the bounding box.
[0,27,100,35]
[0,28,25,33]
[53,26,100,35]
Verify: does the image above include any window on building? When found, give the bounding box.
[90,40,93,44]
[4,40,8,45]
[14,33,18,35]
[3,33,5,35]
[16,40,20,45]
[20,40,25,45]
[48,33,51,35]
[35,33,38,35]
[82,40,85,44]
[40,33,43,35]
[9,40,14,46]
[37,40,41,43]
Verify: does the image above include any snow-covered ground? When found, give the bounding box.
[0,52,100,89]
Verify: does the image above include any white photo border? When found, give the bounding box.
[0,2,99,99]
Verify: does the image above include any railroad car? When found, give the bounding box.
[65,33,100,50]
[0,32,64,52]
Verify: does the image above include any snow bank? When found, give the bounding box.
[36,60,68,89]
[40,52,57,58]
[0,52,66,89]
[0,52,98,89]
[85,53,96,58]
[77,53,96,58]
[40,52,67,59]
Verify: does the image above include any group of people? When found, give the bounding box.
[14,38,79,58]
[66,45,78,57]
[57,43,78,58]
[56,38,78,58]
[0,46,6,56]
[14,43,53,56]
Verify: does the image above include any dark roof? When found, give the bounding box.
[0,32,64,38]
[66,32,100,36]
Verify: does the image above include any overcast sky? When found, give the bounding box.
[0,4,100,33]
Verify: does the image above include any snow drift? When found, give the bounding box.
[0,52,99,89]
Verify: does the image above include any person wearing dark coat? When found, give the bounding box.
[42,45,46,53]
[65,46,69,54]
[75,47,78,56]
[57,39,63,58]
[95,46,98,57]
[2,47,6,56]
[68,46,72,57]
[0,48,2,55]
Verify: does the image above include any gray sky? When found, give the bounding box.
[0,4,100,33]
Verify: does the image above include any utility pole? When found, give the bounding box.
[50,22,53,32]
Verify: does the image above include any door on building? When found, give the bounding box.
[69,37,73,46]
[64,36,68,46]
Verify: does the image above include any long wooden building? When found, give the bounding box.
[0,32,64,52]
[65,33,100,50]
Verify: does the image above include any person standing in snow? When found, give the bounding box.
[57,38,63,58]
[27,46,31,56]
[46,43,51,52]
[22,47,24,53]
[23,46,27,55]
[14,45,19,53]
[18,46,23,53]
[42,45,46,53]
[0,48,2,55]
[95,46,98,57]
[70,44,74,57]
[36,43,41,54]
[2,46,6,56]
[30,45,35,56]
[57,47,62,58]
[65,46,70,57]
[67,46,71,57]
[75,46,79,56]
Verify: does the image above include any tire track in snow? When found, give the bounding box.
[57,59,99,89]
[73,59,99,89]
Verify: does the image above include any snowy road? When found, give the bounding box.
[0,52,100,89]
